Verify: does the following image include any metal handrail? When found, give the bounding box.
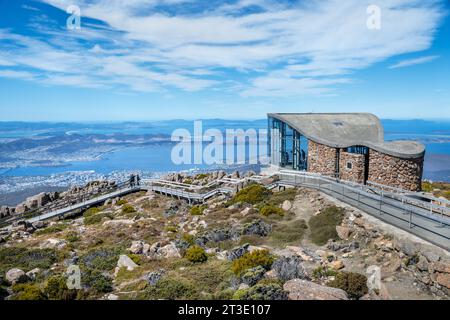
[0,181,133,227]
[277,171,450,250]
[280,172,450,221]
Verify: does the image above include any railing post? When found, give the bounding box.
[379,192,383,215]
[409,209,412,229]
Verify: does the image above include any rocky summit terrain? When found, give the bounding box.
[0,171,449,301]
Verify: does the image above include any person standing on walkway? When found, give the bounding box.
[136,174,141,186]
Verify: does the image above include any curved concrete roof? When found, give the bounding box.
[268,113,425,159]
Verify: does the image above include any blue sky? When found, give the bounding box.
[0,0,449,121]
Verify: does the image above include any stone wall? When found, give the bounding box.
[368,149,424,191]
[307,141,337,176]
[339,151,366,184]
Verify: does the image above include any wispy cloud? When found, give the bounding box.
[21,4,41,12]
[0,0,445,96]
[389,55,440,69]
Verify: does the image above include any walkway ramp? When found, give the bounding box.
[27,186,140,223]
[277,170,450,251]
[142,179,234,203]
[1,171,449,252]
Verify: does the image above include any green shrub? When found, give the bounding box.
[65,231,80,243]
[328,271,368,299]
[190,205,207,216]
[269,188,297,205]
[443,190,450,200]
[0,247,58,275]
[214,288,235,300]
[80,247,120,272]
[196,173,209,180]
[312,266,337,279]
[182,233,195,246]
[84,212,112,225]
[259,205,285,217]
[12,283,46,300]
[116,199,128,206]
[233,283,288,300]
[177,259,232,296]
[82,269,113,294]
[231,250,274,276]
[83,207,101,218]
[185,246,208,263]
[309,206,344,245]
[420,181,450,199]
[269,219,308,247]
[143,277,199,300]
[257,278,284,287]
[165,226,178,233]
[44,275,78,300]
[128,254,143,266]
[422,181,433,192]
[122,204,136,214]
[233,185,271,205]
[34,224,67,236]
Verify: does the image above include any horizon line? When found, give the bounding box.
[1,117,450,123]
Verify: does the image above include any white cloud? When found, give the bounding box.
[21,4,41,12]
[389,55,440,69]
[0,70,36,80]
[0,0,445,96]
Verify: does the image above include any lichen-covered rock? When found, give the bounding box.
[436,273,450,289]
[32,221,47,229]
[330,260,345,270]
[129,241,145,254]
[0,205,11,218]
[103,219,135,227]
[40,238,67,250]
[6,268,29,285]
[26,268,41,281]
[117,255,138,271]
[272,256,308,282]
[430,261,450,274]
[164,202,179,218]
[206,228,230,243]
[173,239,191,251]
[158,243,181,259]
[282,200,292,211]
[336,226,352,240]
[394,239,418,256]
[416,255,429,272]
[242,219,272,237]
[144,269,165,286]
[227,244,250,261]
[422,251,440,263]
[284,279,348,300]
[285,246,321,262]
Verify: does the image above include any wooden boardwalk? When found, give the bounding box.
[0,172,449,251]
